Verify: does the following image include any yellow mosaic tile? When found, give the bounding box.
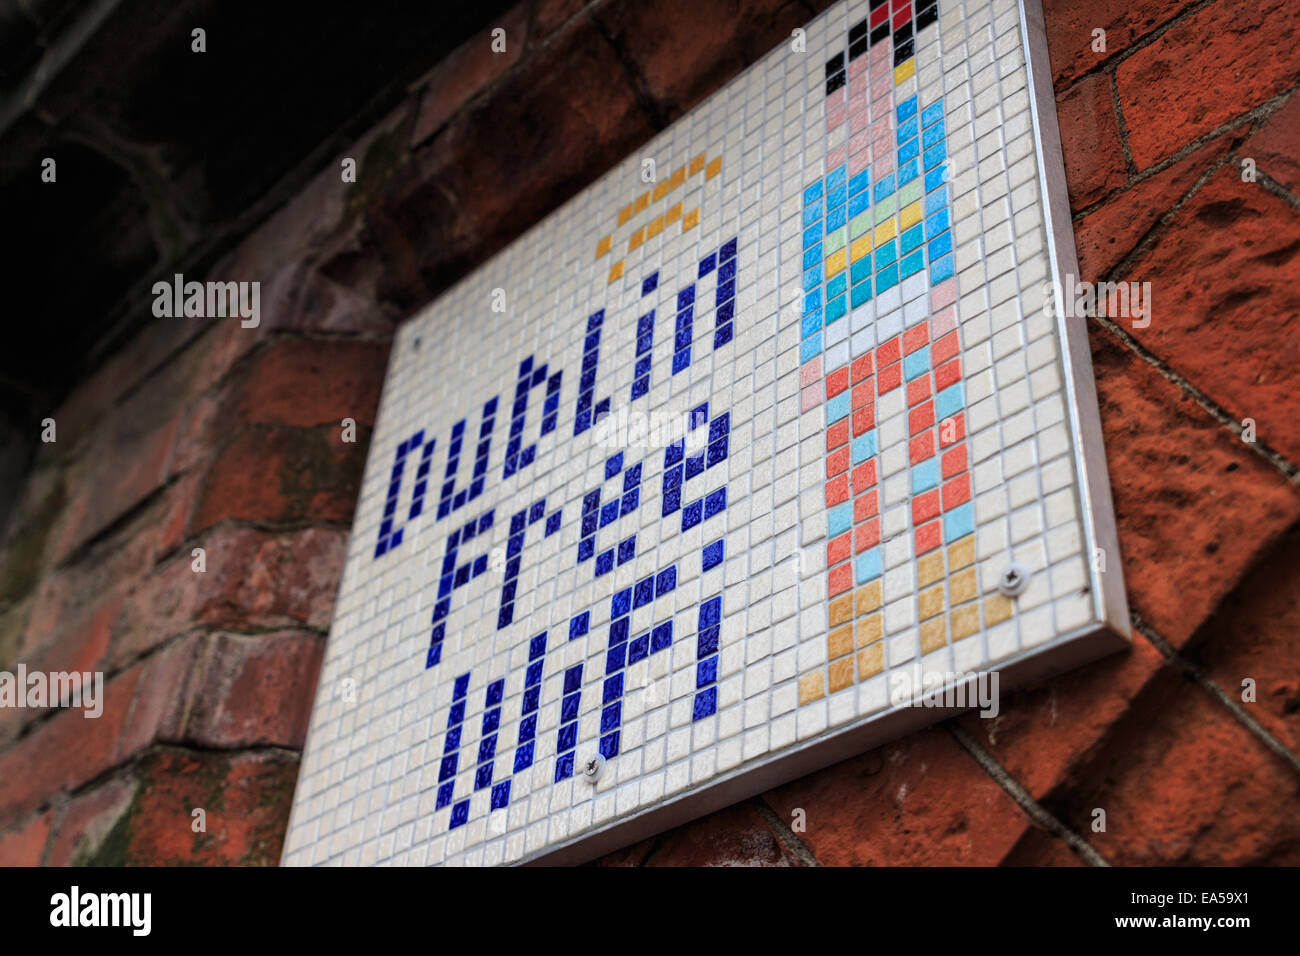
[984,593,1014,626]
[829,593,853,628]
[705,157,722,180]
[632,192,649,214]
[918,584,945,621]
[666,201,683,224]
[874,217,897,246]
[688,152,706,176]
[894,57,915,84]
[682,208,700,231]
[900,200,923,231]
[799,671,825,705]
[856,613,883,647]
[917,550,944,588]
[646,215,665,239]
[950,604,980,640]
[828,657,855,693]
[617,204,634,227]
[608,260,624,283]
[825,247,847,277]
[857,643,884,680]
[595,235,612,259]
[950,567,978,605]
[947,535,975,570]
[920,615,947,654]
[669,166,686,190]
[855,581,883,616]
[652,179,670,202]
[849,234,872,262]
[828,625,855,661]
[628,227,645,252]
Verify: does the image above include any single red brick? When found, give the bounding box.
[189,425,367,534]
[1089,330,1300,647]
[118,634,209,757]
[1119,165,1300,463]
[1055,72,1128,207]
[1240,92,1300,195]
[1115,0,1300,169]
[763,728,1031,865]
[0,810,52,865]
[183,632,325,749]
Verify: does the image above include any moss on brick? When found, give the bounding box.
[0,479,65,606]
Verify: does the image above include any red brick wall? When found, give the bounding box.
[0,0,1296,866]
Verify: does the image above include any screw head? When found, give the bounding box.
[582,753,605,783]
[999,562,1031,597]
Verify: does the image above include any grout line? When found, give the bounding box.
[947,722,1111,867]
[1108,72,1138,178]
[1131,613,1300,778]
[754,795,821,866]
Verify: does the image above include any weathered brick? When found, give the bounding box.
[1239,91,1300,197]
[1119,165,1300,463]
[118,634,209,755]
[1072,134,1234,279]
[762,727,1032,865]
[1043,0,1193,87]
[593,0,812,121]
[957,638,1165,801]
[642,800,803,866]
[1115,0,1300,169]
[1194,524,1300,758]
[0,663,142,829]
[114,748,299,865]
[44,775,138,866]
[189,426,368,534]
[367,13,655,308]
[184,632,324,749]
[1057,667,1300,864]
[1089,329,1300,647]
[109,525,345,668]
[0,810,52,865]
[411,7,531,147]
[1055,73,1129,208]
[218,340,389,433]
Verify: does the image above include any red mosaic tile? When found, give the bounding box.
[909,400,935,435]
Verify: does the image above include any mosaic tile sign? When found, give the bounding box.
[283,0,1129,866]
